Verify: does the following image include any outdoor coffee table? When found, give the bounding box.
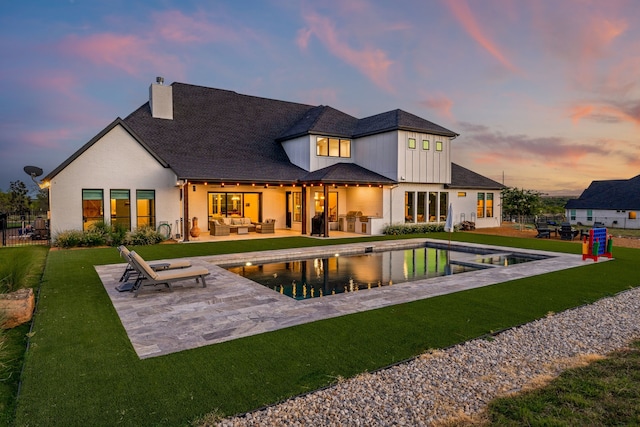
[237,226,249,235]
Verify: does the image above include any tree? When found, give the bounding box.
[501,187,542,229]
[8,180,29,214]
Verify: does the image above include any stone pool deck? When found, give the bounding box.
[95,239,603,359]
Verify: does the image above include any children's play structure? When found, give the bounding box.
[582,227,613,262]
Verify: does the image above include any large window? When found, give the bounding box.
[477,192,494,218]
[110,190,131,230]
[429,192,437,221]
[136,190,156,229]
[316,137,351,158]
[417,192,427,222]
[439,192,448,221]
[477,193,485,218]
[314,191,338,222]
[293,192,302,222]
[209,192,260,221]
[405,192,414,222]
[82,189,104,231]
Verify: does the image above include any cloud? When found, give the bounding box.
[419,95,454,120]
[443,0,518,73]
[298,10,395,92]
[569,101,640,126]
[58,33,182,77]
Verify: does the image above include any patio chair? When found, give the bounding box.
[256,219,275,234]
[32,217,49,240]
[127,251,209,297]
[117,245,192,283]
[559,222,579,241]
[535,222,551,239]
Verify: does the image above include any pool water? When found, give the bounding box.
[226,245,544,300]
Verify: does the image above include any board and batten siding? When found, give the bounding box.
[352,132,398,180]
[48,124,179,232]
[397,131,451,184]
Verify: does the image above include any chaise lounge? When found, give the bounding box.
[126,250,209,297]
[117,245,191,283]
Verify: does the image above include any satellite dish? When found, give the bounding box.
[23,166,43,177]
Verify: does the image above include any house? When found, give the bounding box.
[43,79,504,239]
[565,175,640,229]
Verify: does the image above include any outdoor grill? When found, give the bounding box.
[345,211,362,232]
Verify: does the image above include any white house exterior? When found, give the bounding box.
[565,175,640,229]
[44,80,504,239]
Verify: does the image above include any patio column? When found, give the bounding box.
[301,186,307,235]
[183,181,190,242]
[323,184,329,237]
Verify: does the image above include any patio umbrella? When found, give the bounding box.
[444,203,453,233]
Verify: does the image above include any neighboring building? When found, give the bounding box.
[43,79,504,239]
[565,175,640,229]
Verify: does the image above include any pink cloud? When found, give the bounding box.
[444,0,518,73]
[21,128,73,150]
[151,10,247,44]
[420,95,454,120]
[299,11,394,92]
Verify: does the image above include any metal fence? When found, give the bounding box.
[0,212,50,248]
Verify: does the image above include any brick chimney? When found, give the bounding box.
[149,76,173,120]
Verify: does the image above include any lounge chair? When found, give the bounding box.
[127,251,209,297]
[117,245,192,284]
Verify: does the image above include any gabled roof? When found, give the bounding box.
[44,118,169,181]
[123,83,312,183]
[299,163,395,185]
[354,109,459,138]
[446,163,505,190]
[565,175,640,210]
[278,105,358,140]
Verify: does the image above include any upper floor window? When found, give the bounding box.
[436,141,443,151]
[316,137,351,158]
[422,139,429,150]
[408,138,416,149]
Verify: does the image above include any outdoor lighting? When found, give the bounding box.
[245,262,252,266]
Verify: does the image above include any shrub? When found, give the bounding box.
[125,226,165,246]
[383,222,460,235]
[53,230,85,248]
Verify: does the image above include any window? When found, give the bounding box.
[486,193,493,217]
[477,192,485,218]
[82,189,104,231]
[314,192,338,221]
[136,190,155,229]
[436,141,443,151]
[417,192,427,222]
[110,190,131,230]
[422,140,429,150]
[629,211,636,220]
[208,192,259,219]
[570,209,576,221]
[408,138,416,149]
[429,192,437,221]
[316,137,351,158]
[293,192,302,222]
[587,209,593,221]
[457,192,466,197]
[439,192,448,221]
[405,192,415,222]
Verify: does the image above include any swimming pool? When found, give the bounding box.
[225,242,549,300]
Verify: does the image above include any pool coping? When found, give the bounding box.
[95,239,607,359]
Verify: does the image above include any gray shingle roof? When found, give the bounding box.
[354,109,459,138]
[447,163,505,189]
[565,175,640,209]
[299,163,394,185]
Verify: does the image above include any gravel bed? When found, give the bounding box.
[218,287,640,426]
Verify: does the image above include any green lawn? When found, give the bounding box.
[10,234,640,426]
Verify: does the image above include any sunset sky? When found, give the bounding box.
[1,0,639,195]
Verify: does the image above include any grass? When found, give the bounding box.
[484,340,640,425]
[6,234,640,426]
[0,246,48,426]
